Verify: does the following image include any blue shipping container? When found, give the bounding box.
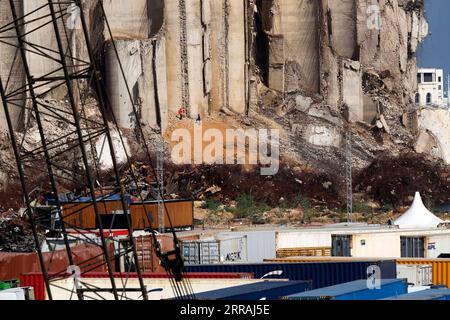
[179,281,311,300]
[383,289,450,300]
[184,260,397,289]
[284,279,407,300]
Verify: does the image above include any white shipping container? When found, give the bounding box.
[397,264,432,286]
[217,236,247,263]
[182,236,247,265]
[217,231,276,262]
[276,231,332,249]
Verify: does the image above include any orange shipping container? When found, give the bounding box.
[130,200,194,230]
[396,258,450,288]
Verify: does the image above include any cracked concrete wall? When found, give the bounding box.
[328,0,357,60]
[279,0,320,94]
[102,0,151,40]
[186,0,207,118]
[105,40,143,129]
[0,0,24,132]
[23,0,69,96]
[105,38,168,132]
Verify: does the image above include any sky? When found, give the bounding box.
[417,0,450,94]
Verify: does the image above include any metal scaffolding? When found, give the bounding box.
[0,0,193,300]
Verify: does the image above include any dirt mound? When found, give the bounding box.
[354,154,450,207]
[166,163,343,208]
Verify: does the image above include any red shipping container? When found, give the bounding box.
[20,272,254,300]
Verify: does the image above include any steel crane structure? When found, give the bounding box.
[0,0,193,300]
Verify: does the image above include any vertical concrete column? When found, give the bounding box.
[328,0,357,60]
[155,37,169,133]
[279,0,320,94]
[105,40,142,129]
[139,42,157,129]
[0,0,24,131]
[23,0,68,96]
[227,0,246,114]
[164,0,183,114]
[185,0,206,118]
[209,0,225,113]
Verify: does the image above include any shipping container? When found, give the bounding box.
[21,272,263,300]
[383,288,450,300]
[0,243,111,282]
[181,281,311,300]
[397,258,450,288]
[130,199,194,230]
[59,199,194,231]
[397,264,432,286]
[62,200,124,229]
[283,279,407,300]
[184,260,397,289]
[264,256,392,263]
[21,272,255,301]
[217,230,276,262]
[182,237,247,265]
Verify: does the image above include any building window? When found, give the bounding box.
[426,93,432,104]
[415,93,420,104]
[417,73,422,84]
[424,73,433,82]
[439,85,442,90]
[401,236,425,258]
[438,76,442,82]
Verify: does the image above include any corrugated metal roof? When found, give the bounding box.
[383,289,450,300]
[285,279,404,298]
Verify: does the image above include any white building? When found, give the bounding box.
[416,68,445,107]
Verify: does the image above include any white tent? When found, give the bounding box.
[394,192,443,229]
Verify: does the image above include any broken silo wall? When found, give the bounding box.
[186,0,207,118]
[105,40,143,129]
[209,0,222,113]
[23,0,69,97]
[102,0,150,40]
[164,0,183,115]
[227,0,247,114]
[328,0,357,60]
[279,0,320,94]
[342,60,364,122]
[0,0,25,131]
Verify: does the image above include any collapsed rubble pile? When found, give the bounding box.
[164,162,342,208]
[0,210,40,252]
[355,154,450,207]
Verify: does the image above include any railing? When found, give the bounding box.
[276,247,332,258]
